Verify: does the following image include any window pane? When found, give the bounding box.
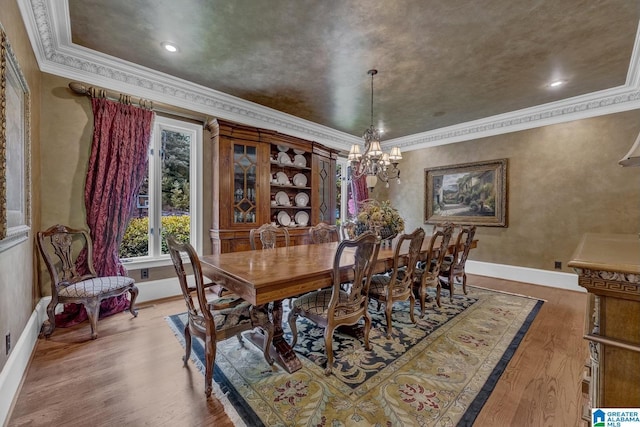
[120,173,150,258]
[161,129,191,254]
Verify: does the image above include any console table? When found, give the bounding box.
[568,233,640,421]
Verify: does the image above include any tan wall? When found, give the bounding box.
[387,110,640,272]
[0,1,41,371]
[39,74,213,287]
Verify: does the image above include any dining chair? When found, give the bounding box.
[287,231,380,375]
[438,225,477,302]
[368,227,425,338]
[249,223,291,250]
[308,222,340,244]
[166,235,274,397]
[36,224,138,340]
[412,223,454,314]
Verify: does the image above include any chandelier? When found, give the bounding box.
[348,69,402,189]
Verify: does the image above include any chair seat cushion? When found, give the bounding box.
[191,301,253,331]
[213,301,253,330]
[292,289,350,316]
[369,274,410,299]
[58,276,135,298]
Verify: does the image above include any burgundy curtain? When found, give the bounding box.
[351,174,369,208]
[56,98,155,327]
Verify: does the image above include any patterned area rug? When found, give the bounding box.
[166,286,543,426]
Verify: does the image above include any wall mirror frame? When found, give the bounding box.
[0,25,31,252]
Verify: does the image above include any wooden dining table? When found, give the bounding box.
[199,235,477,373]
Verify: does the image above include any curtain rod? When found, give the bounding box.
[68,82,208,124]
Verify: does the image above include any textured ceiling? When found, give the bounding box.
[67,0,640,141]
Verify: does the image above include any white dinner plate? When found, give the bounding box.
[293,173,307,187]
[277,211,291,226]
[295,192,309,207]
[293,154,306,167]
[277,152,292,164]
[276,171,289,185]
[293,148,305,155]
[277,145,289,152]
[275,191,289,205]
[295,211,309,227]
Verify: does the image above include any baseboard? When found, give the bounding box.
[0,297,49,427]
[466,260,583,292]
[135,277,183,303]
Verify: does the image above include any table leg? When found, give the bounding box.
[246,300,302,373]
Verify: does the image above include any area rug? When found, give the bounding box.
[166,286,543,426]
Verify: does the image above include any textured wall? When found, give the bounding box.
[0,0,41,371]
[387,111,640,272]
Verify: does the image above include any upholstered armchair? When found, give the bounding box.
[36,224,138,340]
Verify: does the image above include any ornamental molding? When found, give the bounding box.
[18,0,640,153]
[577,268,640,286]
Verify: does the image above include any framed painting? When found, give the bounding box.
[424,159,507,227]
[0,26,31,251]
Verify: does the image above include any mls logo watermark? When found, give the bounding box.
[592,409,640,427]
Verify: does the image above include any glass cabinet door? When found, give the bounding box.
[233,143,257,224]
[316,156,335,223]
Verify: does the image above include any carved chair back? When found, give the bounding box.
[368,227,426,337]
[309,222,340,244]
[250,223,291,250]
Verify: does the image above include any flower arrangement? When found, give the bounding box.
[354,199,405,240]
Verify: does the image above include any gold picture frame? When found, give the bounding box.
[425,159,507,227]
[0,25,31,251]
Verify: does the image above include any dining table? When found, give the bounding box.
[199,234,477,373]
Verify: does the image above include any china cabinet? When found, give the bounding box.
[568,233,640,424]
[206,118,338,253]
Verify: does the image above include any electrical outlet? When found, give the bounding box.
[5,333,10,355]
[140,268,149,279]
[554,261,562,270]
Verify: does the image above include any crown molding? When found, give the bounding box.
[18,0,640,153]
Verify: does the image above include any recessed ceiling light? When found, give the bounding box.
[549,80,565,88]
[161,41,179,53]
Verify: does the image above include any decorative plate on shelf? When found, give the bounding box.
[295,211,309,226]
[293,173,307,187]
[295,192,309,207]
[277,211,291,227]
[277,152,292,164]
[293,148,305,155]
[277,145,289,152]
[275,191,289,205]
[293,154,306,167]
[276,171,289,185]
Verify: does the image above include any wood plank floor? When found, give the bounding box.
[7,275,588,427]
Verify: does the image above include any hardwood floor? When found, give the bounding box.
[7,275,588,427]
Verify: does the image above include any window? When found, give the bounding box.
[336,157,356,226]
[120,116,202,265]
